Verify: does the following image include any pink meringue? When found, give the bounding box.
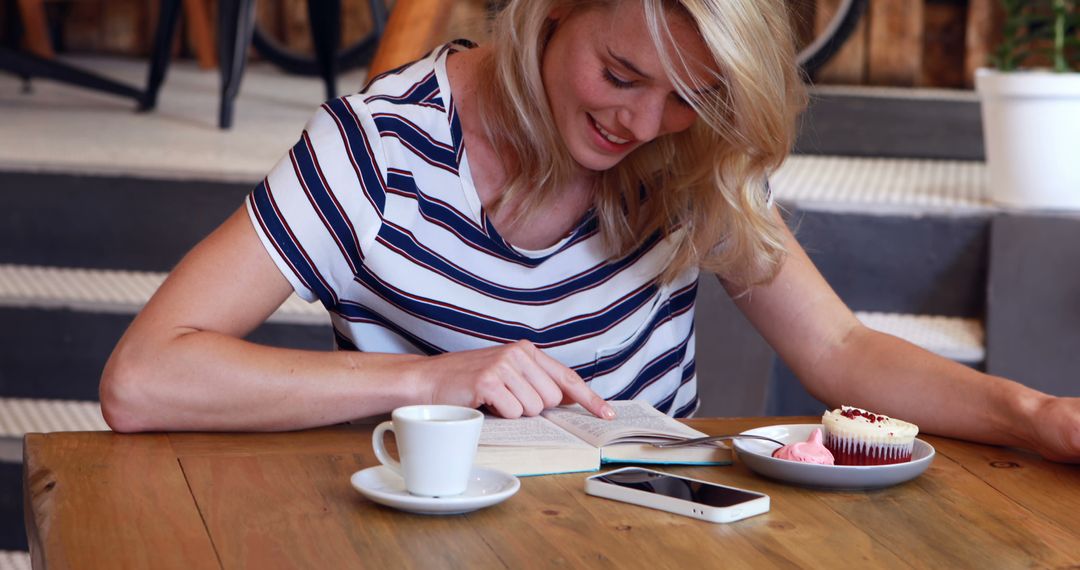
[771,428,835,465]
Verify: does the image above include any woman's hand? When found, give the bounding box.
[415,340,615,420]
[1027,396,1080,463]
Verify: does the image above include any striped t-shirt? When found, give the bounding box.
[246,42,702,417]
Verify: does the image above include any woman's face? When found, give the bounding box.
[541,3,713,173]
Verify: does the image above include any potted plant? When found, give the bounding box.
[976,0,1080,210]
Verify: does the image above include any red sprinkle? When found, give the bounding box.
[840,407,883,423]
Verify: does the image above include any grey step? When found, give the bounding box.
[0,265,331,402]
[854,312,984,364]
[0,551,30,570]
[0,264,327,326]
[986,215,1080,398]
[0,171,249,272]
[0,308,332,402]
[772,155,992,215]
[785,208,989,318]
[0,464,26,552]
[797,85,983,161]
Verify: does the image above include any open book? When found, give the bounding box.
[473,400,731,477]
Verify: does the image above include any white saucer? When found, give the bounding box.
[350,465,520,515]
[733,424,935,490]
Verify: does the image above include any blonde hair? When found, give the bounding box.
[475,0,806,289]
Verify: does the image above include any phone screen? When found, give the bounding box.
[593,469,763,508]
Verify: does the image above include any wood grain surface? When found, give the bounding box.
[15,0,55,58]
[964,0,1003,87]
[814,0,868,84]
[23,417,1080,569]
[367,0,455,78]
[22,432,219,569]
[867,0,925,86]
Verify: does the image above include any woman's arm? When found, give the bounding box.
[726,214,1080,462]
[100,208,612,433]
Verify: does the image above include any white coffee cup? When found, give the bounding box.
[371,405,484,497]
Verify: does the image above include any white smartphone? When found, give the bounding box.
[584,467,769,523]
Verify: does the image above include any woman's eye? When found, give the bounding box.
[602,68,634,89]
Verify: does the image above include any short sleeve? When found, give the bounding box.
[246,96,389,307]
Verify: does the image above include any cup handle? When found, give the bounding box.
[372,421,403,477]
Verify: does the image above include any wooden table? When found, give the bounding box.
[22,417,1080,569]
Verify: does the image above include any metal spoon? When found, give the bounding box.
[652,434,786,448]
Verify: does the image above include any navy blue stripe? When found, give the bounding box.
[588,282,697,378]
[249,181,337,307]
[479,213,600,266]
[448,93,464,163]
[291,134,364,272]
[333,327,359,350]
[656,361,697,416]
[385,169,488,241]
[373,114,458,174]
[422,88,445,112]
[324,98,387,212]
[335,302,444,355]
[365,70,445,111]
[353,264,661,347]
[375,221,660,303]
[385,169,606,267]
[654,391,676,415]
[608,332,691,403]
[673,395,699,419]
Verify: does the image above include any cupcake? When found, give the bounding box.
[822,406,918,466]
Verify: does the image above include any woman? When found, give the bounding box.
[100,0,1079,462]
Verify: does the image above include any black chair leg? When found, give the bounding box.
[308,0,341,102]
[0,47,143,100]
[140,0,183,111]
[218,0,257,129]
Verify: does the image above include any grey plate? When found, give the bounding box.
[733,424,935,490]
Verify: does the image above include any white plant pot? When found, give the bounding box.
[975,68,1080,210]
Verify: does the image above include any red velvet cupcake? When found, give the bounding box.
[821,406,919,466]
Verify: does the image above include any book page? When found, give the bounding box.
[542,400,704,448]
[479,415,590,448]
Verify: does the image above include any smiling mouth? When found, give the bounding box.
[590,115,631,146]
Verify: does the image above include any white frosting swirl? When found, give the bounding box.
[822,405,918,442]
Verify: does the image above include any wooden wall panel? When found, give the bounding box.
[815,0,867,84]
[342,0,375,45]
[183,0,217,68]
[281,0,311,52]
[868,0,925,86]
[964,0,1002,87]
[9,1,990,89]
[15,0,55,57]
[63,2,104,53]
[368,0,454,76]
[922,1,967,88]
[98,0,145,54]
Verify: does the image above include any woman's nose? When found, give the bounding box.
[617,95,666,143]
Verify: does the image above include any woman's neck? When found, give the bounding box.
[446,45,596,250]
